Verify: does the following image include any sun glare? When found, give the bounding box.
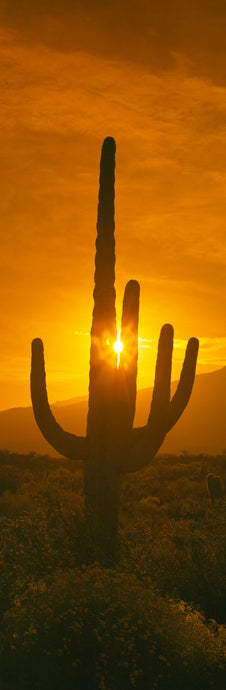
[113,332,123,367]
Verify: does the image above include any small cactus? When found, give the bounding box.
[207,473,224,503]
[31,137,199,562]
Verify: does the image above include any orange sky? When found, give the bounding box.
[0,0,226,410]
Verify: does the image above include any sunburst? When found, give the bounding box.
[113,332,123,367]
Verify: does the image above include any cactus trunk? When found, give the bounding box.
[85,138,120,562]
[84,462,120,563]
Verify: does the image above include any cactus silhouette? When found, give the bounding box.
[207,473,224,503]
[31,137,199,563]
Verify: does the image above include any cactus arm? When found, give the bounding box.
[118,280,140,429]
[31,339,87,460]
[148,323,174,428]
[168,337,199,430]
[120,328,199,474]
[119,324,173,473]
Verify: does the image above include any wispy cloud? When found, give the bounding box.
[1,1,226,85]
[74,331,90,337]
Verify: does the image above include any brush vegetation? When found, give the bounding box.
[0,449,225,690]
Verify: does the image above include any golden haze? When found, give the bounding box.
[0,1,225,410]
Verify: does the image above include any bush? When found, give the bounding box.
[1,567,225,690]
[0,451,225,689]
[0,465,20,494]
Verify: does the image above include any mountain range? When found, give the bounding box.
[0,367,225,457]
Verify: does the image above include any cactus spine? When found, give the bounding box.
[31,137,199,563]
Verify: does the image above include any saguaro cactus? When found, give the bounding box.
[207,473,224,503]
[31,137,199,563]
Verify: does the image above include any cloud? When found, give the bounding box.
[1,0,226,85]
[0,17,225,407]
[0,34,225,307]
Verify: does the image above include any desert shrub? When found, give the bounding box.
[0,567,225,690]
[121,503,226,622]
[0,465,20,494]
[0,502,84,599]
[135,496,161,515]
[0,450,225,690]
[0,489,34,517]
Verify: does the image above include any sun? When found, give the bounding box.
[113,332,123,366]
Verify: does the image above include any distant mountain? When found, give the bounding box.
[0,367,225,457]
[134,366,226,455]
